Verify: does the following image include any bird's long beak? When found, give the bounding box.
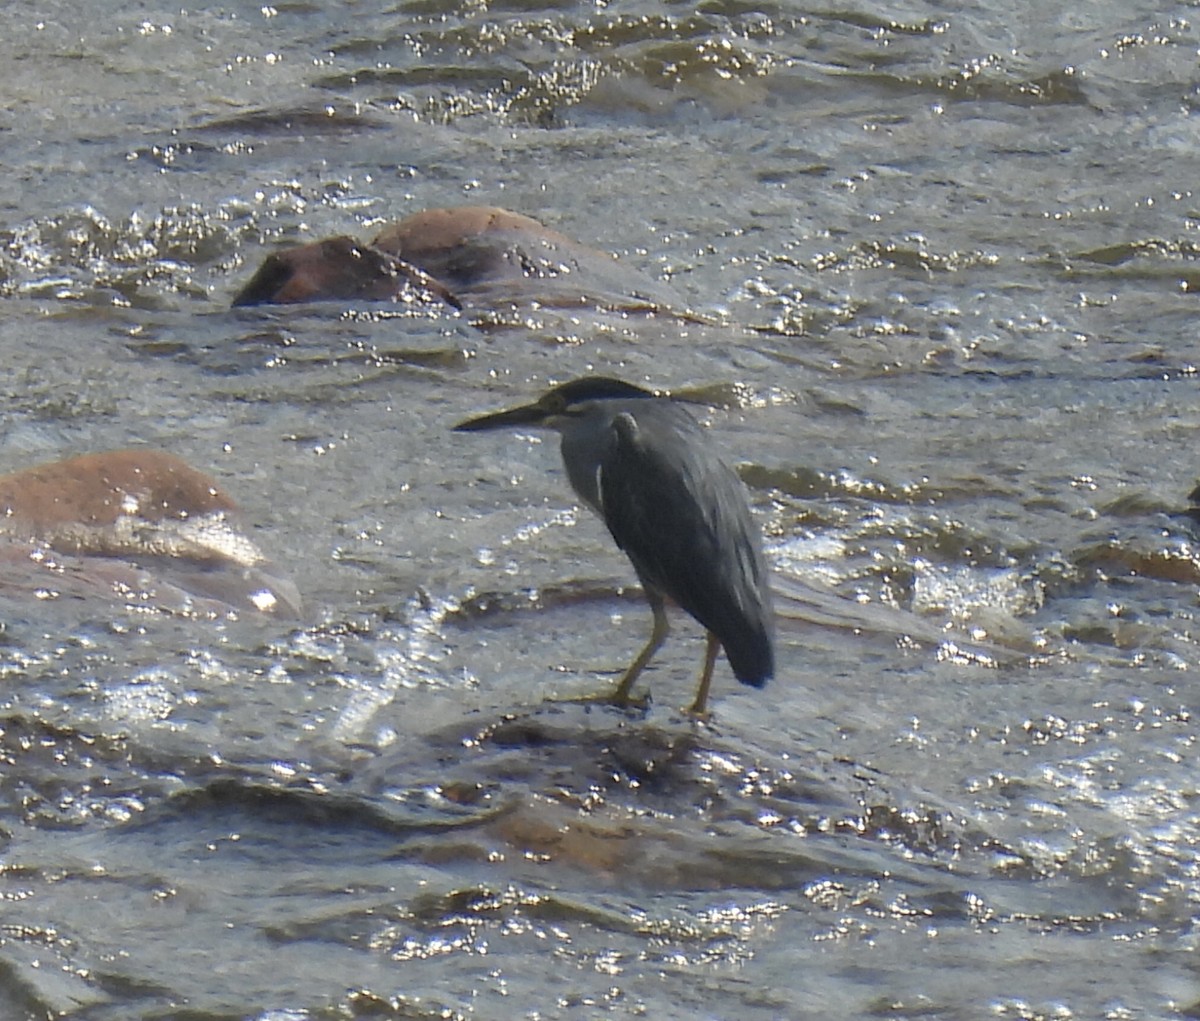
[453,400,550,432]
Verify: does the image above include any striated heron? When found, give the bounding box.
[454,376,774,715]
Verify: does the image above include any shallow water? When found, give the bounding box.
[3,1,1200,1018]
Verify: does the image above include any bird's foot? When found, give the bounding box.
[549,686,650,712]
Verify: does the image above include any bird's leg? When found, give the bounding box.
[610,597,670,706]
[686,632,721,717]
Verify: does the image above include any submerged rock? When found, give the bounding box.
[230,234,460,310]
[232,205,681,312]
[0,450,300,617]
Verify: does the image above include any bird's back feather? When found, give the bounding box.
[585,402,775,686]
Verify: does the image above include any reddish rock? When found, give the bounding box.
[0,450,300,616]
[231,234,458,308]
[233,205,679,311]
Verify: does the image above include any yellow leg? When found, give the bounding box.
[687,632,720,717]
[611,599,670,706]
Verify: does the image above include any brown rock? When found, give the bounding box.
[232,205,679,311]
[0,450,301,615]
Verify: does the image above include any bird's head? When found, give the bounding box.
[453,376,659,432]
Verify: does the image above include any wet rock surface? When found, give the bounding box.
[0,450,299,617]
[233,205,684,313]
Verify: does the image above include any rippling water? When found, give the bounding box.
[3,1,1200,1018]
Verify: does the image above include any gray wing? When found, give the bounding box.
[597,405,774,686]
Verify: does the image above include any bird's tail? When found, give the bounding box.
[723,622,774,688]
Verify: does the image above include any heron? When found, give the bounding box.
[454,376,774,715]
